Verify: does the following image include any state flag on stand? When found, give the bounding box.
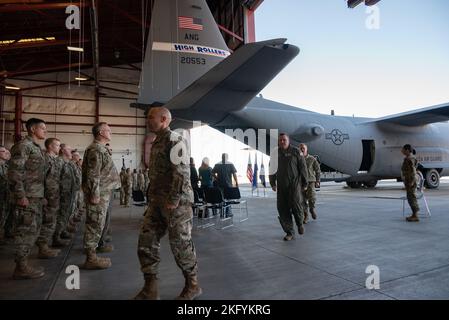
[252,155,258,191]
[260,159,266,188]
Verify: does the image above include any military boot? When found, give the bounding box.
[310,208,317,220]
[283,234,294,241]
[61,231,73,239]
[96,244,114,253]
[134,274,160,300]
[406,213,420,222]
[38,243,61,259]
[83,248,111,270]
[13,258,45,280]
[176,273,203,300]
[53,235,71,247]
[298,224,305,235]
[66,223,77,234]
[303,212,309,224]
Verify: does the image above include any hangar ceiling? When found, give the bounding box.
[0,0,263,81]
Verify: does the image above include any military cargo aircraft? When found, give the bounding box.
[134,0,449,189]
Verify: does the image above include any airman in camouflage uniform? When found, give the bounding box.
[123,168,132,207]
[299,144,321,224]
[119,168,126,205]
[135,107,201,301]
[0,146,11,240]
[72,153,85,224]
[137,169,145,193]
[144,168,150,195]
[401,144,420,222]
[53,144,79,246]
[36,138,63,258]
[81,122,119,269]
[8,118,47,279]
[66,151,83,234]
[97,143,115,253]
[269,133,308,241]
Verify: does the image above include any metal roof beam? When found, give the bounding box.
[0,2,89,13]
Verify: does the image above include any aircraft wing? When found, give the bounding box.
[164,39,299,126]
[367,102,449,126]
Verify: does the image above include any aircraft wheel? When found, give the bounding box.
[363,180,378,188]
[346,181,362,189]
[424,169,440,189]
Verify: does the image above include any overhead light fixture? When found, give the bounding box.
[67,46,84,52]
[0,37,56,46]
[75,77,88,81]
[5,85,20,90]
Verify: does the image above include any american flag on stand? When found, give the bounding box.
[178,16,203,31]
[246,154,253,184]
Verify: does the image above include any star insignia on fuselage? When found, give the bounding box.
[325,129,350,146]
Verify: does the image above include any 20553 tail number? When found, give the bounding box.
[180,57,206,65]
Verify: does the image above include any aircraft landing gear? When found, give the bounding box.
[424,169,440,189]
[346,181,362,189]
[346,180,378,189]
[363,180,378,188]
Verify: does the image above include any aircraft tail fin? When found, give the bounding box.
[137,0,231,105]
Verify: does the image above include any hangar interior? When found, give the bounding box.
[0,0,259,169]
[2,0,449,301]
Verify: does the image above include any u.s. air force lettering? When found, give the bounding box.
[325,129,350,145]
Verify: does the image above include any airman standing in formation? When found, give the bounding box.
[0,145,11,241]
[97,143,116,253]
[119,168,127,205]
[65,150,83,234]
[123,168,132,207]
[53,144,78,246]
[36,138,63,259]
[299,143,321,224]
[8,118,47,279]
[269,133,308,241]
[135,107,201,300]
[137,169,145,193]
[81,122,120,269]
[401,144,420,222]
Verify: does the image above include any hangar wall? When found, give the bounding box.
[1,66,146,171]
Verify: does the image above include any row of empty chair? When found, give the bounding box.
[192,187,248,230]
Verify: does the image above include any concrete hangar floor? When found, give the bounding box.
[1,181,449,300]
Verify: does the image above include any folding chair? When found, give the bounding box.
[204,187,233,230]
[224,187,248,222]
[192,189,212,229]
[132,190,147,206]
